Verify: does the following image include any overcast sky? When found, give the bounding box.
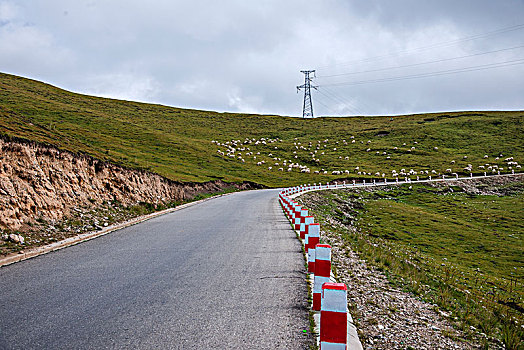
[1,1,523,117]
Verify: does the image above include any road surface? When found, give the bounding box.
[0,189,312,349]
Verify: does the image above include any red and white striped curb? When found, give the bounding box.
[313,244,331,312]
[300,216,315,239]
[279,190,361,349]
[305,223,320,274]
[321,283,348,349]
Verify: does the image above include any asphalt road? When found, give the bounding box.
[0,189,312,349]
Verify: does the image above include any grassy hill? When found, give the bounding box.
[1,72,522,187]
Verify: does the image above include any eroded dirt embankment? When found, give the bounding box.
[0,135,260,254]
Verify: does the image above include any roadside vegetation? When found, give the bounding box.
[298,176,523,349]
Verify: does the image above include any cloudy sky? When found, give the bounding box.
[1,1,523,117]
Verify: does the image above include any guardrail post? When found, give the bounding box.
[300,216,315,239]
[306,223,320,273]
[313,244,331,311]
[292,204,302,222]
[320,283,348,349]
[294,208,308,230]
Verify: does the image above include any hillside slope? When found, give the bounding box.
[1,72,523,187]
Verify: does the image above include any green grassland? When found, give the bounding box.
[298,179,523,348]
[1,72,523,187]
[360,183,523,283]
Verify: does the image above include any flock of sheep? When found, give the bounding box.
[211,136,521,179]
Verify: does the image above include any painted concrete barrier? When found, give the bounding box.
[279,190,353,348]
[313,244,332,311]
[294,208,309,230]
[300,216,315,239]
[321,283,348,349]
[305,223,320,274]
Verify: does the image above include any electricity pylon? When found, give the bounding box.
[297,70,318,118]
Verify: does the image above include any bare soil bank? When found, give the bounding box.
[0,135,261,255]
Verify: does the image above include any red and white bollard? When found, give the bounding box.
[300,216,315,239]
[313,244,331,311]
[306,223,320,273]
[294,208,308,230]
[292,204,301,222]
[305,223,320,254]
[320,283,348,349]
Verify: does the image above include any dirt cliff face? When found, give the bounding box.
[0,136,259,232]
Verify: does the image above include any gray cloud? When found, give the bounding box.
[1,0,523,116]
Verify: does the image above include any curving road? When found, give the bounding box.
[0,189,312,349]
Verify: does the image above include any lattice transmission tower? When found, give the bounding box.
[297,70,318,118]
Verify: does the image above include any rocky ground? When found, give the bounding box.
[1,200,159,255]
[296,175,524,350]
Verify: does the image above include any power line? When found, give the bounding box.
[317,88,364,115]
[322,86,377,114]
[314,95,340,116]
[316,90,354,115]
[316,23,524,70]
[316,44,524,79]
[319,57,524,87]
